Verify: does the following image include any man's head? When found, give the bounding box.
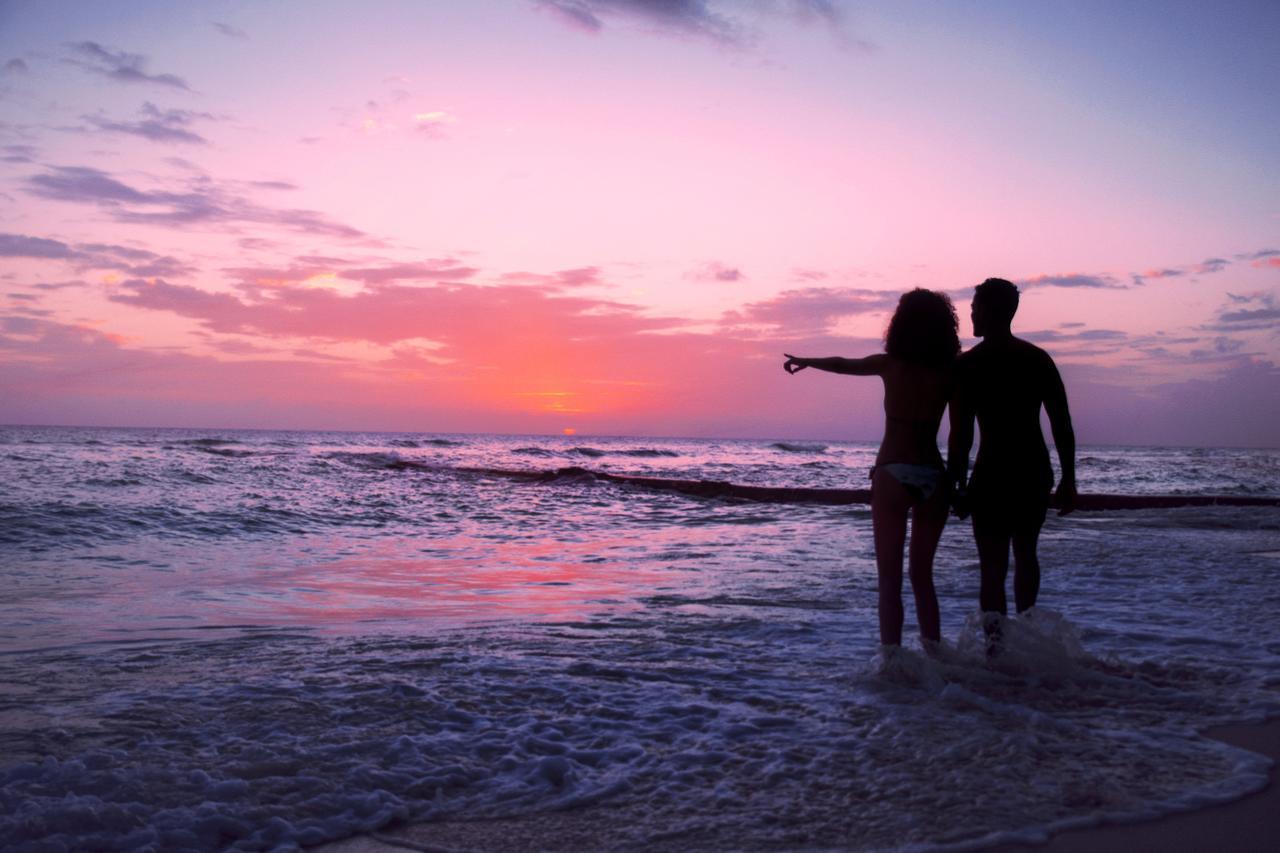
[971,277,1019,337]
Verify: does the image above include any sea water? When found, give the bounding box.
[1,427,1277,850]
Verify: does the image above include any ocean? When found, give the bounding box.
[1,426,1278,851]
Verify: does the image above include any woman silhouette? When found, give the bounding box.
[784,289,960,649]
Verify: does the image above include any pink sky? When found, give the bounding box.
[1,1,1278,445]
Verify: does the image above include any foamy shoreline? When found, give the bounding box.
[318,719,1279,852]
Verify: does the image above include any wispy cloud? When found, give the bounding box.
[1,144,37,163]
[1019,272,1123,290]
[1191,258,1230,274]
[536,0,738,42]
[106,277,675,346]
[80,102,217,145]
[24,165,365,239]
[721,286,903,336]
[210,22,248,39]
[1021,327,1128,346]
[222,258,478,292]
[1027,251,1263,291]
[499,267,604,288]
[1130,267,1183,286]
[0,233,77,260]
[1212,292,1280,328]
[691,261,745,282]
[533,0,857,47]
[3,58,28,75]
[0,231,196,278]
[64,42,191,91]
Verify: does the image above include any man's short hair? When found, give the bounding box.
[974,277,1019,322]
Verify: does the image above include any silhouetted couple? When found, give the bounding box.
[783,278,1076,651]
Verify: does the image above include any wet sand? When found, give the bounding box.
[988,718,1280,853]
[317,719,1279,852]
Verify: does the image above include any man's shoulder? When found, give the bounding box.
[957,337,1056,373]
[1010,337,1060,370]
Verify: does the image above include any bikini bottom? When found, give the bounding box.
[873,463,945,505]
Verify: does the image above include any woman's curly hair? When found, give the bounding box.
[884,288,960,367]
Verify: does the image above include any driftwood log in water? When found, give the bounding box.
[472,466,1280,511]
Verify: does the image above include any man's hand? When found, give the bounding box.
[783,354,808,374]
[1054,477,1077,516]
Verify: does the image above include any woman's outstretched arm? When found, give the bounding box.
[783,353,888,376]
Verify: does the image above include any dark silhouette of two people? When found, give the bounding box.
[784,277,1076,652]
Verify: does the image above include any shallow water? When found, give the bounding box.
[1,427,1278,850]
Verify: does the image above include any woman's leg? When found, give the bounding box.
[871,467,910,646]
[908,486,947,644]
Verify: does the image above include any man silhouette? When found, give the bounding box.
[948,278,1076,625]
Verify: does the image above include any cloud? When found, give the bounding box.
[25,165,365,239]
[1019,272,1122,289]
[412,111,457,136]
[533,0,848,46]
[210,22,248,39]
[1219,307,1280,324]
[721,286,902,336]
[1252,257,1280,270]
[31,280,89,292]
[81,102,216,145]
[1201,292,1280,332]
[1019,327,1131,357]
[692,261,745,282]
[238,237,282,251]
[499,267,604,288]
[554,266,602,287]
[1,144,37,163]
[540,0,741,41]
[538,1,605,33]
[64,42,191,90]
[0,231,197,278]
[0,233,77,260]
[27,166,157,205]
[1191,258,1230,274]
[221,258,477,292]
[106,276,678,347]
[1130,267,1183,286]
[250,180,298,191]
[3,58,28,75]
[343,262,480,285]
[1237,248,1278,261]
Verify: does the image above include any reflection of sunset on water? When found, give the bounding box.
[251,532,692,626]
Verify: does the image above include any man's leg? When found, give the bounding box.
[871,467,911,646]
[972,510,1011,616]
[1011,501,1048,612]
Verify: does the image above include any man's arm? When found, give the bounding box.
[1043,356,1077,515]
[783,353,888,376]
